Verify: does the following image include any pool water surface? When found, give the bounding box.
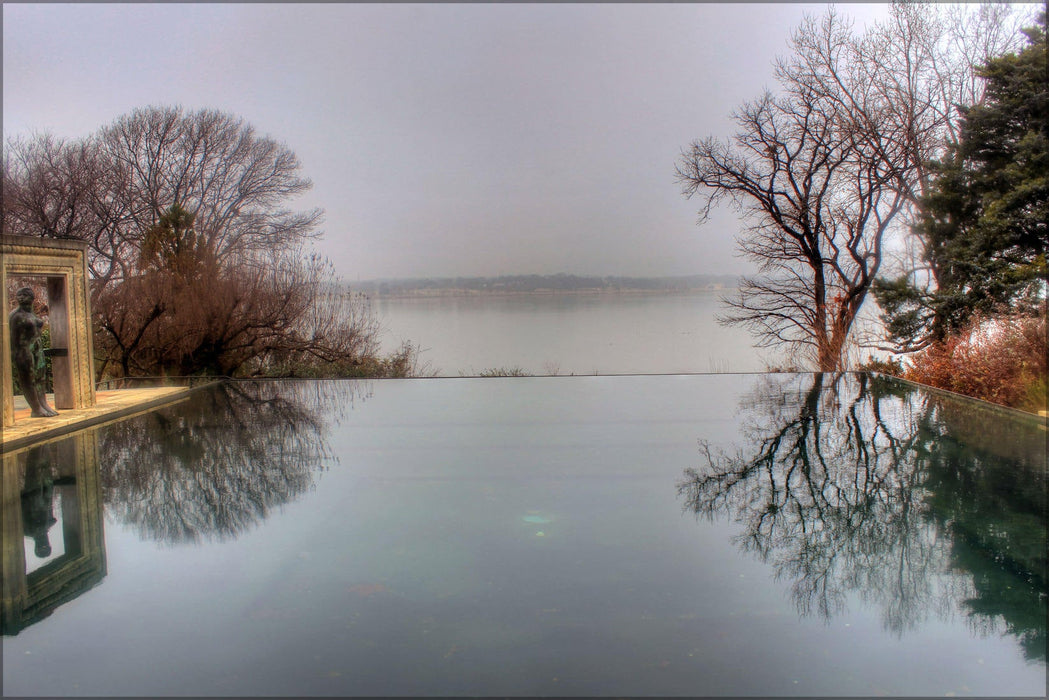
[2,374,1045,696]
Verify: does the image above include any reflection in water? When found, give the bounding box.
[21,447,59,560]
[2,434,107,635]
[99,381,358,545]
[3,380,362,635]
[923,396,1047,661]
[678,373,1046,660]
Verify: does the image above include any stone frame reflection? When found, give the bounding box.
[1,432,106,635]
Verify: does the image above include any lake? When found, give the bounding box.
[374,291,779,375]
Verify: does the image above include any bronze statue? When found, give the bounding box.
[8,287,58,417]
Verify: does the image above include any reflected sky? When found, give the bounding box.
[2,375,1045,696]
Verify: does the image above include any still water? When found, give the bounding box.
[2,375,1046,696]
[375,291,776,375]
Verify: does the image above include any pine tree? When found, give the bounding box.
[876,14,1048,351]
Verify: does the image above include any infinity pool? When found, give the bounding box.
[2,374,1045,696]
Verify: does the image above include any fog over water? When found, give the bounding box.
[3,3,898,281]
[376,292,777,376]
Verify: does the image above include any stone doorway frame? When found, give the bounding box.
[2,235,96,428]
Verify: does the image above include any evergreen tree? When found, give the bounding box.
[876,14,1048,351]
[139,203,208,279]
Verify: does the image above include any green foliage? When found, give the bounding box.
[139,203,209,277]
[1018,375,1049,416]
[877,14,1048,350]
[857,354,905,377]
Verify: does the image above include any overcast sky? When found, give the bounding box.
[4,3,898,281]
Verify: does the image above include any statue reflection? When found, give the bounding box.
[679,372,1046,660]
[21,449,58,560]
[2,433,106,635]
[98,380,353,544]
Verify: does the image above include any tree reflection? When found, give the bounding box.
[678,373,1046,660]
[920,397,1046,660]
[100,380,364,544]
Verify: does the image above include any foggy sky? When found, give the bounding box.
[3,3,896,282]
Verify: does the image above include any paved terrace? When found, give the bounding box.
[2,386,200,451]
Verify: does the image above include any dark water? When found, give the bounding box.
[2,375,1045,696]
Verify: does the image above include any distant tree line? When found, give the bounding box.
[2,106,420,379]
[353,273,740,296]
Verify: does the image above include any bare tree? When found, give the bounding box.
[1,135,121,286]
[3,106,401,379]
[788,3,1029,292]
[93,106,322,273]
[678,83,907,370]
[677,3,1031,370]
[4,105,320,288]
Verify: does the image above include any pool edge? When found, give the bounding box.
[1,382,222,452]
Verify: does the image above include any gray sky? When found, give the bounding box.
[3,3,896,281]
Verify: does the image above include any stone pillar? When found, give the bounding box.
[0,449,26,631]
[1,261,10,428]
[46,276,75,410]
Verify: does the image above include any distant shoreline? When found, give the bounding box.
[363,286,733,299]
[343,273,741,298]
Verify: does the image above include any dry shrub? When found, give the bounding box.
[93,250,389,379]
[906,312,1047,412]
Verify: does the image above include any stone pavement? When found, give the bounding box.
[2,386,198,450]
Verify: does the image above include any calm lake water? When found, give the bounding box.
[3,375,1045,696]
[375,291,778,375]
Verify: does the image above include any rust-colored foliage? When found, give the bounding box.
[93,249,383,378]
[905,312,1047,412]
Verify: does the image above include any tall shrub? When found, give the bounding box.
[905,312,1047,412]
